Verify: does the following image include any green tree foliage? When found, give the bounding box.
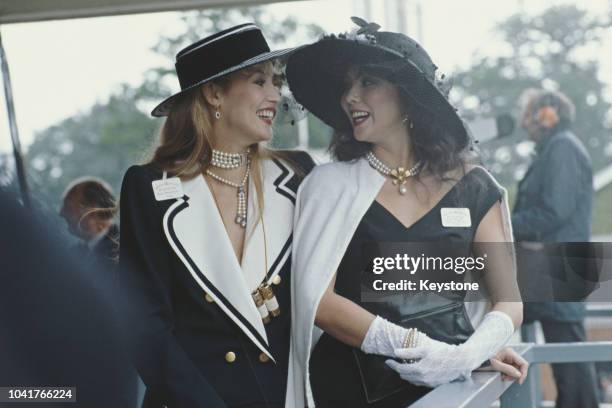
[452,5,612,182]
[136,8,324,102]
[307,115,334,149]
[452,5,612,235]
[26,85,157,209]
[25,7,324,211]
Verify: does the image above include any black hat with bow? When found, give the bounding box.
[286,17,468,146]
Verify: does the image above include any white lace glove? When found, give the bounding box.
[360,315,409,356]
[385,311,515,387]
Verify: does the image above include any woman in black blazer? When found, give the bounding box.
[119,24,313,408]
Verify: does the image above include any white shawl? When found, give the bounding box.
[285,158,514,407]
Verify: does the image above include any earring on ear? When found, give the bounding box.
[215,107,222,120]
[402,115,414,129]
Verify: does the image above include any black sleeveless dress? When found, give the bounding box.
[310,167,503,408]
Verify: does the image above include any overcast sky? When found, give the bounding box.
[1,0,611,153]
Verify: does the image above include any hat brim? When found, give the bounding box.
[286,39,400,131]
[360,59,468,143]
[286,38,467,143]
[151,47,296,117]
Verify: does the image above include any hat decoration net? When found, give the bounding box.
[435,73,454,99]
[349,16,456,101]
[276,89,308,126]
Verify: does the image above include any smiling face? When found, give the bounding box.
[340,67,406,145]
[211,62,282,147]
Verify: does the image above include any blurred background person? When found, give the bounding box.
[512,88,598,408]
[59,177,119,270]
[0,188,136,408]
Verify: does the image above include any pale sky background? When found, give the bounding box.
[1,0,611,153]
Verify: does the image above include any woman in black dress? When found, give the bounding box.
[285,18,525,407]
[119,24,313,407]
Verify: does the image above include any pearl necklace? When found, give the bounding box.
[206,161,250,228]
[366,151,422,195]
[211,148,249,169]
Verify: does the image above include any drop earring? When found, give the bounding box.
[402,115,414,129]
[215,107,222,120]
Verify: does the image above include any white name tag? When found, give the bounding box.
[440,207,471,227]
[152,177,183,201]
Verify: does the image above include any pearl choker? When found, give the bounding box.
[366,151,422,195]
[211,148,249,169]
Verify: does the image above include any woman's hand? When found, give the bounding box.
[386,334,473,388]
[480,347,529,384]
[386,311,516,388]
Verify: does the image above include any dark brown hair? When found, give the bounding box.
[329,83,473,183]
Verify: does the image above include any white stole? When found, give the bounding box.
[286,159,385,407]
[284,158,514,407]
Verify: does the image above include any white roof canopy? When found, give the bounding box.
[0,0,303,24]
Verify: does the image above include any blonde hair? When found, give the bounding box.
[148,62,301,226]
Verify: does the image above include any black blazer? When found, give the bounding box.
[118,152,314,408]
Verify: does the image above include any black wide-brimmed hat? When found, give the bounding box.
[286,17,468,144]
[152,23,294,117]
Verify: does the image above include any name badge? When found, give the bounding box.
[440,207,471,227]
[152,177,183,201]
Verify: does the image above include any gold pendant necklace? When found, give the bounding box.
[366,151,422,195]
[250,213,281,324]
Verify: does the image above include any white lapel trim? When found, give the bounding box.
[241,159,295,291]
[270,158,297,203]
[162,176,275,361]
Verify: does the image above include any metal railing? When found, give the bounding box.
[409,304,612,407]
[410,342,612,407]
[409,344,531,408]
